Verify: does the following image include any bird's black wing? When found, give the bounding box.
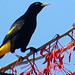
[2,20,24,45]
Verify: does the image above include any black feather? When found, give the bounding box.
[1,2,49,56]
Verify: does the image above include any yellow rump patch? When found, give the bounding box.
[0,40,11,56]
[7,24,17,35]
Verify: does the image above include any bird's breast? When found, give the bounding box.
[23,17,36,35]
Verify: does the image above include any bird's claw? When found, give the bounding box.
[13,53,24,61]
[29,47,38,53]
[20,56,24,61]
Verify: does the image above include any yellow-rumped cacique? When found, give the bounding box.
[0,2,50,58]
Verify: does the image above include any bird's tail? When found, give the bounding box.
[0,55,5,59]
[0,40,11,59]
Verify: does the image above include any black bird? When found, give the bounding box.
[0,2,50,58]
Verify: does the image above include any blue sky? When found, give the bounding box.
[0,0,75,75]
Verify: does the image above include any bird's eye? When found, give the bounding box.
[35,2,39,5]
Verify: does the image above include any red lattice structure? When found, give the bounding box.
[0,23,75,75]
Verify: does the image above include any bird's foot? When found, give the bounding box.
[26,47,38,53]
[13,53,24,61]
[30,47,38,53]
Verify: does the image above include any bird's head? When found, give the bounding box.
[26,2,51,15]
